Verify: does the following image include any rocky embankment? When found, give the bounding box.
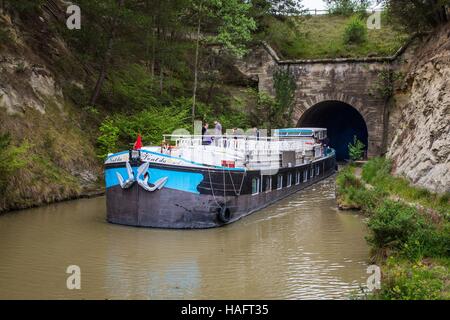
[387,23,450,194]
[0,9,101,212]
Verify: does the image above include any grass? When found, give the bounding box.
[0,99,100,213]
[260,14,409,59]
[336,158,450,300]
[362,158,450,216]
[374,256,450,300]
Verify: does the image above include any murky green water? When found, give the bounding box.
[0,177,369,299]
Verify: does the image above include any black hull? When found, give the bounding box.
[106,156,336,229]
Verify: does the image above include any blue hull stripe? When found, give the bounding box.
[105,167,204,194]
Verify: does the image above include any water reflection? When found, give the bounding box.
[0,177,369,299]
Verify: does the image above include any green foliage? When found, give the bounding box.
[337,157,449,301]
[326,0,371,16]
[335,165,384,211]
[97,100,191,159]
[214,0,257,58]
[402,222,450,261]
[367,200,422,249]
[348,135,366,161]
[370,68,403,100]
[247,90,291,131]
[343,16,368,45]
[361,156,391,183]
[97,119,121,160]
[366,198,449,261]
[255,16,306,58]
[384,0,450,33]
[336,165,361,189]
[103,64,159,111]
[375,257,449,300]
[259,13,408,60]
[0,133,29,195]
[362,157,450,214]
[2,0,44,14]
[273,68,297,123]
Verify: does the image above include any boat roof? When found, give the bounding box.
[274,128,327,136]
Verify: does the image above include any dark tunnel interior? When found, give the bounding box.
[297,101,368,161]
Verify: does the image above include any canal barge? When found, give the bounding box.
[104,128,336,229]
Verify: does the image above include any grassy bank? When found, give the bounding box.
[259,14,409,59]
[336,158,450,299]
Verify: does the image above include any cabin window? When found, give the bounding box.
[295,171,300,185]
[265,177,272,193]
[310,167,314,178]
[287,174,292,187]
[316,164,320,176]
[277,175,283,190]
[252,178,260,195]
[303,170,308,182]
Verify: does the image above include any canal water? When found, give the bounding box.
[0,177,369,299]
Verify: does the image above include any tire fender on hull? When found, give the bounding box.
[217,206,231,223]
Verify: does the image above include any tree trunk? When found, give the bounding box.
[89,0,124,106]
[192,13,202,128]
[151,16,156,82]
[206,76,217,105]
[159,66,164,95]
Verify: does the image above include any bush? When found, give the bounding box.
[362,157,391,184]
[402,222,450,261]
[377,258,448,300]
[0,133,29,195]
[343,16,367,45]
[348,135,366,161]
[97,99,191,159]
[367,200,421,249]
[336,166,360,189]
[327,0,370,16]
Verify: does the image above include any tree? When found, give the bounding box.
[325,0,371,16]
[381,0,449,33]
[186,0,256,128]
[88,0,126,106]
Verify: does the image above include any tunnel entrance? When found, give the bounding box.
[297,101,368,161]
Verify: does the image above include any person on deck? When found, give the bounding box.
[213,120,222,147]
[202,122,212,145]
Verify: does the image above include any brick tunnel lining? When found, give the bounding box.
[297,101,369,161]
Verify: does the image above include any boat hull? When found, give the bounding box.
[105,155,336,229]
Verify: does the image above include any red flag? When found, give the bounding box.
[134,134,143,150]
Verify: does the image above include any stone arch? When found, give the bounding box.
[293,93,370,125]
[296,99,370,161]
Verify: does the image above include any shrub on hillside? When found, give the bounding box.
[361,157,392,184]
[343,16,367,45]
[376,257,448,300]
[0,133,29,196]
[96,100,191,159]
[367,200,421,249]
[348,135,366,161]
[326,0,370,16]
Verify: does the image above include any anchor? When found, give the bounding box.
[116,161,168,191]
[136,162,168,192]
[116,161,135,189]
